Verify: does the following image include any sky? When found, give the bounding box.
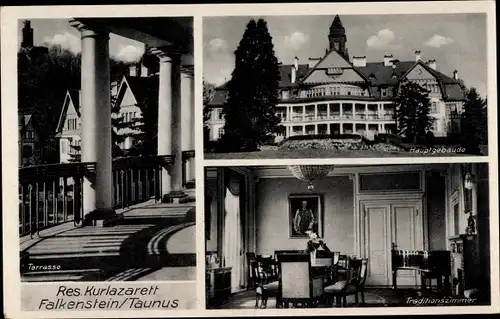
[18,19,145,63]
[203,14,488,97]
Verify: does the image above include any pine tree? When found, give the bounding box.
[395,80,433,144]
[220,19,282,151]
[460,87,487,154]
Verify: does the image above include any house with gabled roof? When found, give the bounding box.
[206,15,466,142]
[55,63,158,163]
[18,114,39,167]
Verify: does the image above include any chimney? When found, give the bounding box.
[291,56,299,84]
[384,54,393,67]
[129,64,137,77]
[427,59,436,70]
[308,57,321,68]
[453,69,458,80]
[415,50,421,62]
[352,56,367,67]
[141,63,148,77]
[21,20,34,48]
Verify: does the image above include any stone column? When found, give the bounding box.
[153,49,187,203]
[70,20,115,225]
[340,103,343,119]
[181,67,195,184]
[154,51,173,197]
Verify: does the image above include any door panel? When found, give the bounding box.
[362,199,423,287]
[364,204,391,286]
[392,202,422,286]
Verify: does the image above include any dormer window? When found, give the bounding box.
[326,67,343,75]
[381,88,388,97]
[282,90,289,100]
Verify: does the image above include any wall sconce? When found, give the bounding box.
[464,172,473,190]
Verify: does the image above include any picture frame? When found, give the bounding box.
[288,194,323,238]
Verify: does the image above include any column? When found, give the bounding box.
[340,123,344,134]
[365,104,368,120]
[314,124,318,135]
[302,105,306,121]
[170,54,184,196]
[339,103,343,119]
[181,67,195,184]
[155,51,173,197]
[70,20,115,223]
[302,125,306,135]
[314,104,318,120]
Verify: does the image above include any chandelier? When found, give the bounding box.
[288,165,334,190]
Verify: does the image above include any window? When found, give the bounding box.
[218,128,225,138]
[430,102,437,113]
[61,139,68,154]
[381,88,387,97]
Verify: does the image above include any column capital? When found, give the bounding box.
[69,19,110,40]
[181,65,194,77]
[151,46,184,62]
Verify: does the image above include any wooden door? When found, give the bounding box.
[391,201,424,286]
[362,199,423,287]
[363,203,392,286]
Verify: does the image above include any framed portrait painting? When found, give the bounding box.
[289,194,323,238]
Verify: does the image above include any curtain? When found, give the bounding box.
[223,173,244,293]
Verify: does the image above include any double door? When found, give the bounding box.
[361,199,424,287]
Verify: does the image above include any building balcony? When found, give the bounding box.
[282,113,396,123]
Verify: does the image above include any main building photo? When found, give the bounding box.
[203,14,488,159]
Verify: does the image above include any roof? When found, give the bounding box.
[208,56,465,106]
[56,89,80,133]
[358,61,415,86]
[279,64,310,87]
[117,75,159,107]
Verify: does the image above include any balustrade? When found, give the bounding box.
[18,155,174,237]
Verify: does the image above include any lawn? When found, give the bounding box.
[204,147,473,160]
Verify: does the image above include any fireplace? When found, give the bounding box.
[449,235,479,297]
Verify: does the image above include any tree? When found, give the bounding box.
[203,79,216,147]
[460,87,487,154]
[395,80,433,144]
[220,19,282,151]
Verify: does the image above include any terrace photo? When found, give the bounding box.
[17,17,196,283]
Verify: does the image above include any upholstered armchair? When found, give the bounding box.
[277,253,325,308]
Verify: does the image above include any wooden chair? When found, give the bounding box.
[246,252,256,290]
[347,258,369,305]
[278,253,325,308]
[324,257,351,307]
[315,251,340,286]
[250,260,277,308]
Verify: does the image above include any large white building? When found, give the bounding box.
[206,15,465,142]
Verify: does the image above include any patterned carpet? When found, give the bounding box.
[219,289,405,309]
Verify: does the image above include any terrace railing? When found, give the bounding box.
[19,155,174,238]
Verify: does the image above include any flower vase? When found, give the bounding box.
[310,249,317,266]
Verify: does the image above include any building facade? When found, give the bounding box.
[206,15,466,142]
[18,114,39,167]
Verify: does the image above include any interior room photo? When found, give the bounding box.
[204,163,490,308]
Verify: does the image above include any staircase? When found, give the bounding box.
[21,200,195,282]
